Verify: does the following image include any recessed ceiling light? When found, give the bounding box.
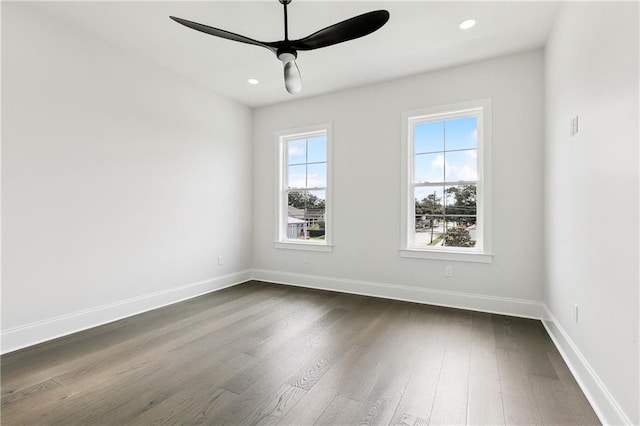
[459,19,476,30]
[247,78,259,85]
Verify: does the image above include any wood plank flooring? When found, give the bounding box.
[1,281,600,425]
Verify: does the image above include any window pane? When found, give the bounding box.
[444,184,477,224]
[415,153,444,183]
[287,191,308,240]
[288,164,306,189]
[441,220,477,248]
[307,136,327,163]
[307,190,326,240]
[414,186,445,247]
[414,215,446,247]
[445,117,477,151]
[444,149,477,182]
[415,186,444,216]
[307,163,327,188]
[415,121,444,154]
[443,184,477,247]
[287,139,306,165]
[286,190,326,240]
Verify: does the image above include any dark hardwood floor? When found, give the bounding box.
[1,281,600,425]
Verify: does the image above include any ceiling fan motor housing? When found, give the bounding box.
[277,49,297,63]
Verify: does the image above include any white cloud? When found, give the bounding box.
[416,149,476,183]
[430,154,445,170]
[288,174,326,189]
[445,150,477,181]
[306,174,325,188]
[288,145,305,158]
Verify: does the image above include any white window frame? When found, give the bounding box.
[400,99,493,263]
[275,123,333,252]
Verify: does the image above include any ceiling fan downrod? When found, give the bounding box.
[277,0,300,93]
[280,0,291,41]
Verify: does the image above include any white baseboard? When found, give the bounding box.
[1,270,252,355]
[251,269,544,319]
[541,305,632,426]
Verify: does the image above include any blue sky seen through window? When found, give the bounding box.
[414,117,477,184]
[287,135,327,190]
[415,117,477,153]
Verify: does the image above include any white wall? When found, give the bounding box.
[252,50,545,314]
[1,3,253,353]
[544,2,639,424]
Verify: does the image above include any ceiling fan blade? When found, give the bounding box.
[283,60,302,94]
[170,16,276,54]
[290,10,389,51]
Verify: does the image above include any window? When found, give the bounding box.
[275,124,332,252]
[401,99,492,262]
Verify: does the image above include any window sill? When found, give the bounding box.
[400,248,493,263]
[274,241,333,252]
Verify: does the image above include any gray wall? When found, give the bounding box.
[2,3,253,352]
[252,50,545,306]
[544,2,639,424]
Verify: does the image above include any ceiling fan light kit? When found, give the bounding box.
[170,0,389,94]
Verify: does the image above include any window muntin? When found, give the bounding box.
[277,125,332,250]
[402,99,492,261]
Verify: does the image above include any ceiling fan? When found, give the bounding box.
[170,0,390,94]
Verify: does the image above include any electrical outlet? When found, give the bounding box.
[303,254,309,264]
[218,256,223,266]
[574,304,579,323]
[445,265,453,278]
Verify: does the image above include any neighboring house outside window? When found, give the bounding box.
[275,124,332,252]
[401,99,493,263]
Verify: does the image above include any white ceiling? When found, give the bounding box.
[30,1,560,108]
